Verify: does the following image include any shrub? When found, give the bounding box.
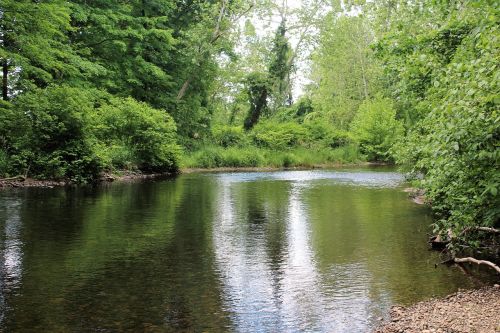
[0,149,9,177]
[181,145,363,169]
[88,97,180,173]
[251,121,307,149]
[7,86,102,182]
[350,96,403,161]
[394,13,500,246]
[212,125,247,147]
[302,121,353,148]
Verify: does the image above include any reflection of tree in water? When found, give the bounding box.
[0,198,23,328]
[212,175,377,332]
[0,179,233,332]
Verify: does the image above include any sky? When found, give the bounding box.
[246,0,319,98]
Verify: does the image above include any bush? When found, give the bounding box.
[302,121,353,148]
[181,145,363,169]
[0,149,9,177]
[212,125,247,147]
[394,12,500,246]
[350,96,403,161]
[6,86,102,182]
[181,146,264,168]
[0,87,180,181]
[88,97,180,173]
[251,121,308,149]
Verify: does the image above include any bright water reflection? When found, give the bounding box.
[0,168,488,332]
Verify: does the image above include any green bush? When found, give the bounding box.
[181,145,363,169]
[0,87,180,181]
[0,149,9,177]
[350,96,403,161]
[251,121,308,149]
[394,11,500,246]
[302,121,353,148]
[6,86,102,182]
[212,125,247,147]
[88,97,180,173]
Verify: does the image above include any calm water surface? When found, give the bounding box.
[0,167,485,332]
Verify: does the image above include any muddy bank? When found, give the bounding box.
[0,171,175,189]
[375,285,500,333]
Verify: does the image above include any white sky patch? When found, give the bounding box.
[238,0,323,99]
[231,0,361,100]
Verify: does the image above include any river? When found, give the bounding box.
[0,167,485,332]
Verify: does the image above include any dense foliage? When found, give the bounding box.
[0,86,178,181]
[378,1,500,250]
[0,0,249,180]
[1,0,498,257]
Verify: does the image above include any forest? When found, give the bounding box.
[0,1,498,257]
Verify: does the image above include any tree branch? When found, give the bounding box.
[453,257,500,274]
[462,226,499,234]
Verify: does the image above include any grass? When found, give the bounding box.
[180,144,364,169]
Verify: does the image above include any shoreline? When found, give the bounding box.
[0,162,391,189]
[374,285,500,333]
[0,171,177,189]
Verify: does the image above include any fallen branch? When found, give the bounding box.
[453,257,500,274]
[462,226,499,235]
[0,175,25,181]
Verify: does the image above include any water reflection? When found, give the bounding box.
[212,174,393,332]
[0,169,489,332]
[1,199,23,288]
[0,198,23,326]
[216,169,404,188]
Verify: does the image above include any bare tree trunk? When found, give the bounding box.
[2,59,8,101]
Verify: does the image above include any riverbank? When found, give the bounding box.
[181,162,387,174]
[375,285,500,333]
[0,171,176,189]
[179,145,364,169]
[0,162,391,189]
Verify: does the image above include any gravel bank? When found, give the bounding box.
[375,285,500,333]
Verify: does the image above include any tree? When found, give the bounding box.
[379,0,500,255]
[244,72,270,130]
[0,0,100,99]
[310,13,381,129]
[268,19,293,108]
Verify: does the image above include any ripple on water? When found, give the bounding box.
[215,169,404,188]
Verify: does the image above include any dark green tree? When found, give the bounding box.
[268,20,293,109]
[244,72,270,130]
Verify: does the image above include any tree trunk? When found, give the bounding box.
[176,77,192,101]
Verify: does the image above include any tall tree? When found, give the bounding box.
[310,14,380,128]
[0,0,98,99]
[268,19,293,108]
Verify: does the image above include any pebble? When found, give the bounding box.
[374,286,500,333]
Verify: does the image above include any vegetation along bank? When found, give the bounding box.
[1,0,498,276]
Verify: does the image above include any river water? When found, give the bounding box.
[0,168,485,332]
